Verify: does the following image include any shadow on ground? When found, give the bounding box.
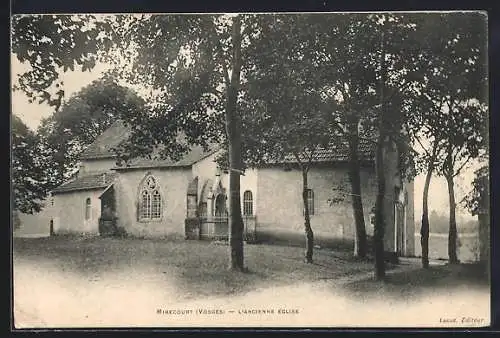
[340,262,490,303]
[13,236,375,301]
[13,237,491,328]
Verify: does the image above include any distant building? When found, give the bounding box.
[51,121,415,256]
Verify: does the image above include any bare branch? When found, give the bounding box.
[221,61,230,88]
[414,134,431,158]
[292,150,305,171]
[453,154,473,178]
[305,144,319,172]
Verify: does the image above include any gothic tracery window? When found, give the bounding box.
[139,175,162,221]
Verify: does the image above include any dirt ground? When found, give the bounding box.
[12,237,490,328]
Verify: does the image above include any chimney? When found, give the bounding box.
[102,173,107,185]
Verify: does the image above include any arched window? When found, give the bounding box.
[305,189,314,215]
[139,175,162,221]
[85,198,91,220]
[243,190,253,216]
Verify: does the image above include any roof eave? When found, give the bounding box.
[112,164,193,171]
[79,154,116,161]
[257,158,375,166]
[51,185,109,195]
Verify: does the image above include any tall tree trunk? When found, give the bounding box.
[421,145,438,269]
[225,16,245,271]
[374,135,386,280]
[302,169,314,263]
[347,120,367,258]
[374,25,387,280]
[446,174,459,264]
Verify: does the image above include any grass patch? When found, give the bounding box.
[342,262,490,302]
[13,236,375,300]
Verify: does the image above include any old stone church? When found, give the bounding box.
[50,120,415,256]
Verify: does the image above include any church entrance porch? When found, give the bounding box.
[98,185,118,236]
[184,175,257,242]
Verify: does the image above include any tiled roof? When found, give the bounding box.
[78,120,219,169]
[269,138,375,164]
[114,146,219,170]
[51,172,117,194]
[79,120,374,171]
[80,120,131,160]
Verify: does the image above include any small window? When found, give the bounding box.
[243,190,253,216]
[85,198,91,220]
[304,189,314,215]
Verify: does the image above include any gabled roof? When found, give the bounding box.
[51,172,117,195]
[78,119,375,173]
[113,146,219,170]
[78,119,219,170]
[267,138,375,165]
[80,120,130,160]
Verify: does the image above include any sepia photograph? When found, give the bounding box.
[11,11,490,328]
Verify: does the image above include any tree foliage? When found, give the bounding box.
[37,77,146,190]
[463,165,489,217]
[11,115,48,214]
[411,13,488,264]
[11,14,114,110]
[107,14,255,270]
[11,12,489,278]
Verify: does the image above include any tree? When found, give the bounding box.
[409,100,447,268]
[240,107,331,264]
[311,14,420,268]
[244,13,421,275]
[37,77,147,190]
[11,115,48,214]
[243,30,333,262]
[107,14,254,271]
[236,14,331,263]
[11,14,114,110]
[414,13,488,265]
[463,165,489,264]
[360,14,422,280]
[438,104,486,264]
[307,14,382,259]
[242,14,381,259]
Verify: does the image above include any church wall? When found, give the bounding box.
[191,152,219,197]
[78,158,117,176]
[220,168,259,214]
[114,167,191,238]
[191,152,259,215]
[255,164,378,250]
[52,189,103,235]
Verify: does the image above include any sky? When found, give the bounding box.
[11,55,481,223]
[11,55,113,129]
